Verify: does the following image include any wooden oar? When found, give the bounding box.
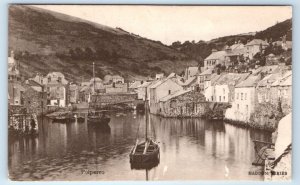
[132,139,139,154]
[143,140,149,154]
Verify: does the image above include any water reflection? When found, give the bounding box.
[8,112,271,180]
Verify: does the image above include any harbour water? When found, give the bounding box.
[8,111,272,181]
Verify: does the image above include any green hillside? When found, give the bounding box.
[9,5,198,82]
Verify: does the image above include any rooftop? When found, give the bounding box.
[246,39,269,46]
[137,81,152,88]
[159,89,191,102]
[181,76,197,86]
[257,72,287,87]
[187,67,199,76]
[214,73,249,86]
[129,81,142,89]
[205,50,226,60]
[199,68,214,76]
[235,74,262,88]
[251,65,280,75]
[271,70,292,87]
[230,43,245,50]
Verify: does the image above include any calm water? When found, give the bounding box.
[8,111,271,181]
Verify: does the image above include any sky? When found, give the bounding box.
[34,5,292,45]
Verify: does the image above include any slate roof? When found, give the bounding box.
[137,81,152,88]
[271,71,292,87]
[199,68,214,75]
[257,72,284,87]
[181,76,197,86]
[31,86,43,92]
[214,73,249,86]
[246,39,269,46]
[278,75,292,86]
[225,48,246,56]
[235,75,262,88]
[148,80,164,89]
[167,72,177,79]
[209,73,222,83]
[159,89,191,102]
[205,51,226,60]
[251,65,280,75]
[129,81,142,89]
[150,78,180,89]
[187,67,199,76]
[230,43,245,50]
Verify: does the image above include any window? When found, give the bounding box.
[245,93,247,100]
[258,93,262,103]
[223,88,225,95]
[58,77,62,83]
[219,96,221,102]
[237,104,239,110]
[241,93,243,100]
[168,90,171,95]
[246,105,249,112]
[265,93,269,102]
[237,93,239,100]
[48,77,51,83]
[284,90,287,97]
[211,96,213,101]
[223,96,225,101]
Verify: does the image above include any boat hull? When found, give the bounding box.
[129,140,160,164]
[52,117,75,123]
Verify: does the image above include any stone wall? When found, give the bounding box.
[23,86,47,116]
[158,91,211,118]
[9,105,26,115]
[90,93,138,108]
[249,103,282,131]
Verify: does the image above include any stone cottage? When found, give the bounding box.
[149,78,183,114]
[158,89,208,117]
[213,73,249,103]
[225,74,262,123]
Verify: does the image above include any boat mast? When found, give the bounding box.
[93,62,95,95]
[146,169,148,181]
[145,88,148,142]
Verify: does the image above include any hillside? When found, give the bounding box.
[170,18,292,66]
[9,5,198,82]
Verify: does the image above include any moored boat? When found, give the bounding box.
[74,114,85,122]
[52,116,75,123]
[88,115,110,124]
[130,139,160,164]
[87,110,111,125]
[129,90,160,166]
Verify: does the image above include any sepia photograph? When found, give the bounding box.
[7,5,292,181]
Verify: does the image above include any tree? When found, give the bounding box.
[171,41,181,48]
[85,47,94,60]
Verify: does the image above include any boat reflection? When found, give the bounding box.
[130,161,159,170]
[87,123,111,134]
